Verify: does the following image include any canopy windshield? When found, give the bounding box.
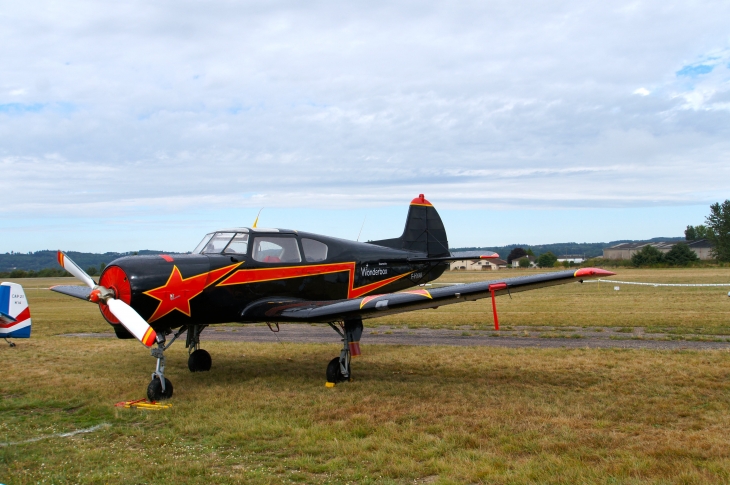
[193,232,250,254]
[192,233,214,254]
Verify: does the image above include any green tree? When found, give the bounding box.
[685,225,697,241]
[86,266,98,276]
[526,248,535,256]
[696,225,710,239]
[631,245,664,266]
[536,252,558,268]
[664,243,699,266]
[686,224,710,240]
[518,257,531,268]
[507,247,527,264]
[706,200,730,262]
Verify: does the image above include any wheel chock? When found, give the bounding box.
[325,382,336,388]
[115,399,173,410]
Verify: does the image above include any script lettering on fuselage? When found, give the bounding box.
[361,266,388,277]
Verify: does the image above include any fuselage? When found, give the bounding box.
[97,228,448,331]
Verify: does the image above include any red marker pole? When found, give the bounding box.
[488,283,507,331]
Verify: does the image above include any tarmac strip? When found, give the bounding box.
[63,324,730,351]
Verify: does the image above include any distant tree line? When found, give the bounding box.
[0,268,71,278]
[0,262,107,279]
[0,249,176,273]
[455,238,685,264]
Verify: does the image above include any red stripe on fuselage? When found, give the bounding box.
[218,262,412,299]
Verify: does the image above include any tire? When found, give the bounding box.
[326,357,349,383]
[188,349,212,372]
[147,376,173,401]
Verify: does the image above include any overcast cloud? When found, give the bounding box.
[2,1,730,251]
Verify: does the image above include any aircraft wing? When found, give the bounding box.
[241,267,615,323]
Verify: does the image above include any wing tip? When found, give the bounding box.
[574,267,616,278]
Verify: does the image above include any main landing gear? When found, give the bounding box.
[187,324,211,372]
[145,324,212,401]
[326,319,363,386]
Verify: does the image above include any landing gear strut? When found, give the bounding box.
[186,324,211,372]
[326,319,363,385]
[3,337,15,347]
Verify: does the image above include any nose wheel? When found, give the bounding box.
[147,376,173,401]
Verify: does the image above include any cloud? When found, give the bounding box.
[2,0,730,249]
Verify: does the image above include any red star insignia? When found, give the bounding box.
[144,263,240,322]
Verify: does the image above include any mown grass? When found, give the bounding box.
[1,268,730,484]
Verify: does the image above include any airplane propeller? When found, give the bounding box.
[57,251,158,347]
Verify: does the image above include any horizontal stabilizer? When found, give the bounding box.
[408,250,500,263]
[0,310,16,323]
[51,285,93,300]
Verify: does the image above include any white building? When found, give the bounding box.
[450,258,508,271]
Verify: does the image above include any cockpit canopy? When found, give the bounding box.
[192,229,329,263]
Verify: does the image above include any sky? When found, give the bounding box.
[2,0,729,253]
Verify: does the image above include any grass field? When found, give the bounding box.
[2,268,730,484]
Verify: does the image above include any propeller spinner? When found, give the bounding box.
[57,251,158,347]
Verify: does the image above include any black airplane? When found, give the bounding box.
[52,195,614,400]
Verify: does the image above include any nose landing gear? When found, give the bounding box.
[147,335,174,401]
[144,324,212,401]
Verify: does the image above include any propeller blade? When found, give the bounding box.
[57,251,96,288]
[106,299,158,347]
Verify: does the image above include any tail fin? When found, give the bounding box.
[0,282,31,338]
[370,194,450,257]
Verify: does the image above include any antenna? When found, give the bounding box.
[357,216,367,242]
[252,208,263,228]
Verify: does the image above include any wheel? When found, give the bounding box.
[8,341,16,347]
[326,356,350,383]
[147,376,173,401]
[188,349,212,372]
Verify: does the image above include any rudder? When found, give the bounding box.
[0,282,32,338]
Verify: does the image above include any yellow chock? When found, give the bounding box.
[115,399,173,410]
[325,382,336,388]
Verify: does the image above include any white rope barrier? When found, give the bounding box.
[587,279,730,287]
